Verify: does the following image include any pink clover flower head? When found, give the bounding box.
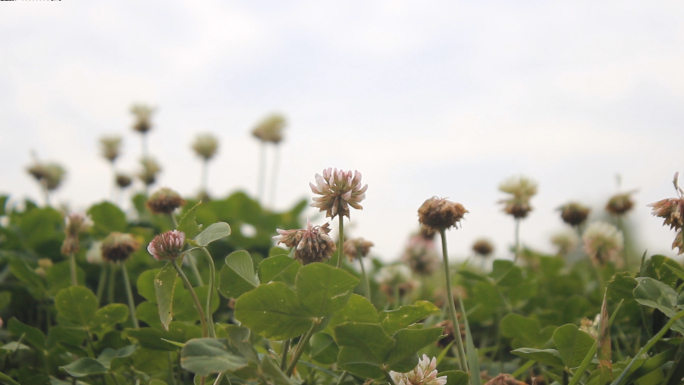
[310,168,368,219]
[273,220,336,264]
[390,354,446,385]
[148,230,186,261]
[649,197,684,230]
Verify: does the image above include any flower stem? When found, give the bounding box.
[257,143,266,202]
[514,218,521,263]
[200,247,217,338]
[358,256,371,301]
[383,370,397,385]
[108,263,116,304]
[96,264,107,305]
[336,371,348,385]
[68,253,77,286]
[285,319,320,377]
[439,228,467,371]
[337,215,345,268]
[172,259,208,337]
[201,158,209,195]
[213,373,225,385]
[120,262,139,329]
[269,144,280,208]
[280,340,291,370]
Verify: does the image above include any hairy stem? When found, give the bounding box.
[439,228,467,371]
[120,262,139,329]
[172,259,208,337]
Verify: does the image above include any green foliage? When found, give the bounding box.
[179,338,248,375]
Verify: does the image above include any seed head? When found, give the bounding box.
[138,157,162,186]
[498,176,537,219]
[148,230,186,261]
[400,232,440,276]
[273,221,336,265]
[389,355,447,385]
[252,114,286,144]
[310,168,368,219]
[116,173,133,189]
[558,202,591,227]
[27,162,66,191]
[472,238,494,257]
[99,136,122,163]
[147,187,186,214]
[605,192,635,216]
[343,237,374,261]
[582,221,624,267]
[131,104,155,134]
[418,197,468,231]
[192,133,219,160]
[101,232,140,263]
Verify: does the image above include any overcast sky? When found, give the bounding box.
[2,1,683,262]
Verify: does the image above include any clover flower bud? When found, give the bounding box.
[273,221,336,265]
[116,173,133,189]
[472,238,494,258]
[558,202,591,227]
[251,114,286,144]
[148,230,186,261]
[400,233,440,276]
[138,157,162,186]
[343,237,374,261]
[99,136,122,163]
[130,104,155,133]
[146,187,186,214]
[27,162,66,191]
[310,168,368,219]
[192,133,219,160]
[101,232,140,263]
[605,191,635,216]
[498,176,537,219]
[418,197,468,231]
[582,221,624,267]
[389,355,447,385]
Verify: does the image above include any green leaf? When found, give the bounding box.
[218,250,259,299]
[178,202,202,239]
[327,294,378,332]
[511,348,565,368]
[258,255,301,286]
[261,354,295,385]
[87,201,127,236]
[459,298,481,385]
[379,301,440,336]
[334,322,395,377]
[386,327,444,371]
[310,333,339,365]
[126,322,202,351]
[9,259,46,295]
[194,222,231,247]
[490,260,523,286]
[0,372,21,385]
[89,304,129,334]
[97,345,137,369]
[180,338,248,376]
[442,370,470,385]
[471,281,505,309]
[296,263,359,317]
[137,269,161,302]
[60,358,108,377]
[47,325,87,349]
[54,286,98,326]
[336,346,386,379]
[607,272,638,301]
[154,263,178,330]
[7,317,45,349]
[224,325,259,363]
[0,291,10,311]
[234,282,312,340]
[500,313,549,348]
[553,324,596,368]
[269,247,290,258]
[634,277,678,317]
[46,261,85,295]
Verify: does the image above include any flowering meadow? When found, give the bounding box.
[1,108,684,385]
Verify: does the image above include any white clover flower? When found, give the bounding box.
[310,168,367,219]
[582,221,624,266]
[273,220,336,264]
[390,355,447,385]
[498,176,537,219]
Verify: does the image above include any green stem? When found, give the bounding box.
[280,340,291,371]
[439,228,467,371]
[108,263,116,304]
[170,213,179,228]
[188,254,205,286]
[285,320,320,377]
[268,144,280,208]
[257,143,266,202]
[120,262,139,329]
[68,253,77,286]
[96,264,107,305]
[172,259,208,337]
[514,218,521,263]
[200,247,217,338]
[213,373,225,385]
[168,352,178,385]
[108,373,121,385]
[201,158,209,195]
[336,215,344,268]
[358,256,371,301]
[383,370,397,385]
[336,371,348,385]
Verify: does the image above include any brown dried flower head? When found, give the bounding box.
[192,133,219,160]
[101,232,139,263]
[131,104,155,133]
[673,230,684,255]
[605,192,635,216]
[558,202,591,227]
[310,168,368,219]
[252,114,286,144]
[483,374,527,385]
[116,173,133,189]
[650,198,684,230]
[138,157,161,186]
[99,136,122,163]
[273,221,336,265]
[400,232,440,276]
[472,238,494,257]
[418,197,468,231]
[343,237,374,261]
[27,162,66,191]
[147,187,186,214]
[498,176,537,219]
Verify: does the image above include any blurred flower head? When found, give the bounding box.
[472,238,494,258]
[418,197,468,231]
[605,191,635,216]
[61,213,90,256]
[86,241,104,264]
[558,202,591,227]
[498,176,537,219]
[483,374,526,385]
[400,232,440,276]
[390,355,446,385]
[116,173,133,189]
[101,232,139,263]
[580,314,600,339]
[131,104,155,133]
[310,168,368,219]
[147,187,185,214]
[273,221,336,265]
[582,221,624,266]
[251,114,286,144]
[192,133,219,160]
[551,230,579,256]
[138,157,161,186]
[650,198,684,230]
[27,161,66,191]
[99,135,122,163]
[343,237,374,261]
[377,264,415,287]
[148,230,186,261]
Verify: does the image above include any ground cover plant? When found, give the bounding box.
[1,110,684,385]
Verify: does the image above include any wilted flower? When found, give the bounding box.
[192,133,219,160]
[310,168,368,219]
[606,192,635,216]
[582,221,624,266]
[558,202,591,227]
[27,162,66,191]
[673,230,684,255]
[147,187,185,214]
[101,232,140,263]
[131,104,155,133]
[472,238,494,257]
[400,232,440,276]
[99,136,122,163]
[498,176,537,219]
[116,173,133,189]
[343,238,374,261]
[418,197,468,231]
[389,355,447,385]
[252,114,286,144]
[138,157,161,186]
[148,230,186,261]
[273,221,336,265]
[650,198,684,230]
[551,230,579,255]
[61,213,90,255]
[580,315,600,339]
[483,374,526,385]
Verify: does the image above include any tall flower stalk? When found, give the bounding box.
[251,114,286,204]
[99,135,123,200]
[344,238,374,300]
[61,213,89,286]
[101,232,140,328]
[498,176,537,263]
[191,133,219,196]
